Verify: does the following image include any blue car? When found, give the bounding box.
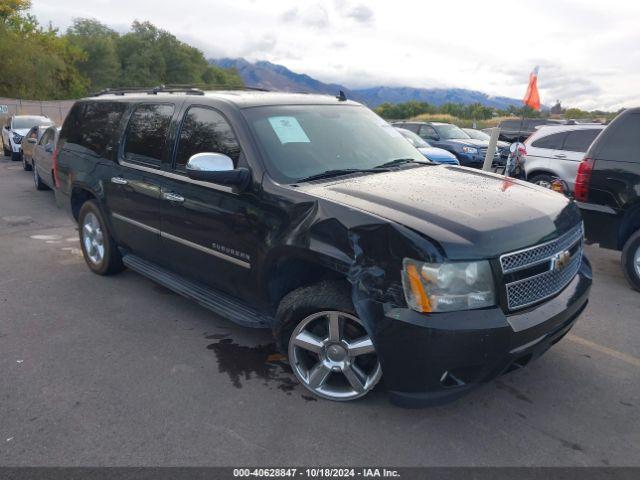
[393,121,499,168]
[395,127,459,165]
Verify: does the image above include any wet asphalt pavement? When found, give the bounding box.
[0,153,639,466]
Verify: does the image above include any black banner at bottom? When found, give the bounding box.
[0,467,639,480]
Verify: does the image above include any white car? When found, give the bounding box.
[2,115,54,161]
[523,124,605,191]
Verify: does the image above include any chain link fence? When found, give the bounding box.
[0,98,74,126]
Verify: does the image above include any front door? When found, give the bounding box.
[159,106,260,303]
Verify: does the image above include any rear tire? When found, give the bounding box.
[11,151,21,162]
[78,200,124,276]
[22,155,32,171]
[621,230,640,292]
[528,173,555,189]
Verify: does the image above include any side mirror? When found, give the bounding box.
[186,152,250,190]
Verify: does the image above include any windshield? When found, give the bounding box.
[12,116,53,130]
[397,128,430,148]
[464,129,490,141]
[244,105,425,183]
[433,124,470,140]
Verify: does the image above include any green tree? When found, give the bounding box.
[66,18,120,91]
[0,2,88,99]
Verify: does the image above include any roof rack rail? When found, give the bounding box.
[91,84,270,97]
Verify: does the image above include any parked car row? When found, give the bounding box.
[391,120,508,168]
[2,115,54,162]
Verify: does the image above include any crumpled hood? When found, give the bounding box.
[299,165,581,260]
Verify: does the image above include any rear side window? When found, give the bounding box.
[562,129,601,152]
[500,120,519,130]
[595,113,640,162]
[123,104,174,167]
[39,129,52,146]
[531,132,567,150]
[60,101,126,158]
[174,107,240,171]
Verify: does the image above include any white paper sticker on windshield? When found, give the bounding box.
[268,116,311,144]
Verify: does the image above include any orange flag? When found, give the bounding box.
[523,66,541,111]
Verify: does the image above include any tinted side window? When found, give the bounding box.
[418,125,437,140]
[60,101,126,158]
[596,113,640,162]
[562,129,601,152]
[531,132,568,150]
[39,130,52,146]
[123,104,174,167]
[403,123,419,133]
[500,120,519,130]
[174,107,240,171]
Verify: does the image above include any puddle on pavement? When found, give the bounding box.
[205,334,305,397]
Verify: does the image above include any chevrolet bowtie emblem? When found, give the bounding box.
[551,250,571,272]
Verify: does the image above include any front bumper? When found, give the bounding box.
[368,256,592,407]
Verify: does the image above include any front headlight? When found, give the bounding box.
[462,146,478,154]
[12,133,23,144]
[401,258,495,312]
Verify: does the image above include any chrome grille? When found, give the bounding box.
[501,223,583,310]
[500,223,583,274]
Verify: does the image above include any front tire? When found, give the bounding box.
[32,161,48,190]
[78,200,124,275]
[275,281,382,402]
[11,151,21,162]
[22,155,32,171]
[621,230,640,292]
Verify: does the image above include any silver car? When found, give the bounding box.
[523,124,604,191]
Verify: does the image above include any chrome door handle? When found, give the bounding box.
[553,153,566,158]
[111,177,128,185]
[162,192,185,203]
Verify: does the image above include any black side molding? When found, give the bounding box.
[122,254,273,328]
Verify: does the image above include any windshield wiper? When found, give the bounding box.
[296,168,389,183]
[374,158,430,169]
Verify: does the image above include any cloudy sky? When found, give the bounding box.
[31,0,640,110]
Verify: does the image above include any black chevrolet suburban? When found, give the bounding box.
[54,87,592,406]
[576,107,640,291]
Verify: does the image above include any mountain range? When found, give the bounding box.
[212,58,523,110]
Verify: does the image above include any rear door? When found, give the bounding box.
[589,113,640,210]
[159,105,258,302]
[33,128,55,187]
[526,131,568,178]
[105,102,179,264]
[557,128,602,189]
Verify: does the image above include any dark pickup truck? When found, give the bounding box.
[54,88,591,406]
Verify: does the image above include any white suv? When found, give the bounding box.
[2,115,54,161]
[523,124,605,191]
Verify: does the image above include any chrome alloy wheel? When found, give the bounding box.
[288,310,382,401]
[535,179,552,189]
[81,212,105,265]
[634,244,640,278]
